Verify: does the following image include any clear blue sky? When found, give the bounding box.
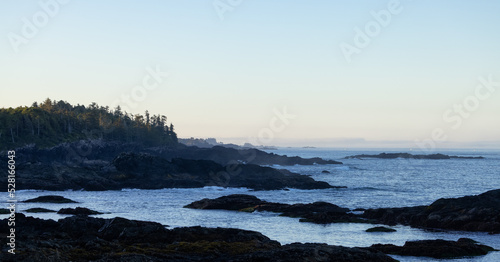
[1,1,499,148]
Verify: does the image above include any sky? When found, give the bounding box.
[1,0,499,148]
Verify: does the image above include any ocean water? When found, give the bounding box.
[4,148,500,261]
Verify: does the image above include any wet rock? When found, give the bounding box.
[185,194,265,211]
[0,214,396,262]
[25,208,57,213]
[371,238,496,258]
[58,207,103,216]
[366,227,396,232]
[233,243,398,262]
[321,170,331,174]
[23,195,78,203]
[363,189,500,233]
[185,194,365,224]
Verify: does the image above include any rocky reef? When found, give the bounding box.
[371,238,496,259]
[363,189,500,234]
[186,190,500,234]
[23,195,78,203]
[0,214,396,262]
[185,194,364,224]
[344,152,484,160]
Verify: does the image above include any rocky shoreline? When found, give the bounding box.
[1,211,496,261]
[185,189,500,234]
[363,189,500,234]
[0,140,344,191]
[0,213,397,262]
[3,190,499,261]
[185,194,365,224]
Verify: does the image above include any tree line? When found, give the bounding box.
[0,98,178,150]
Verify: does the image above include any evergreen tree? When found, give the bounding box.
[0,99,178,150]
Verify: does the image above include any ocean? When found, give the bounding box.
[5,148,500,261]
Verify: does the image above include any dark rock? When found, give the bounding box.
[186,194,366,224]
[0,140,345,191]
[363,189,500,233]
[1,151,342,191]
[25,208,57,213]
[5,139,341,166]
[321,170,331,174]
[185,194,265,211]
[170,145,343,166]
[0,214,396,262]
[23,195,78,203]
[111,153,341,191]
[58,207,103,216]
[233,243,398,262]
[345,152,484,160]
[366,226,396,232]
[371,238,496,258]
[0,209,8,214]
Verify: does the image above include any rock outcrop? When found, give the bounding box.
[5,139,342,166]
[345,152,484,160]
[363,189,500,234]
[57,207,103,215]
[0,141,343,191]
[185,194,364,224]
[23,195,78,203]
[0,214,396,262]
[371,238,496,259]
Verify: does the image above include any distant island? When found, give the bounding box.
[344,153,484,160]
[179,137,278,150]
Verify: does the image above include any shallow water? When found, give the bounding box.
[3,148,500,261]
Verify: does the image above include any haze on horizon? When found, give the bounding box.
[1,1,499,149]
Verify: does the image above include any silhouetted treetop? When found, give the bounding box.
[0,99,178,150]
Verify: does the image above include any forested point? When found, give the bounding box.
[0,98,178,150]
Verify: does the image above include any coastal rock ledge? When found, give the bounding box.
[363,189,500,234]
[0,214,396,262]
[185,194,365,224]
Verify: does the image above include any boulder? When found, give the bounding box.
[57,207,103,216]
[366,227,396,232]
[23,195,78,203]
[371,238,496,258]
[25,208,57,213]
